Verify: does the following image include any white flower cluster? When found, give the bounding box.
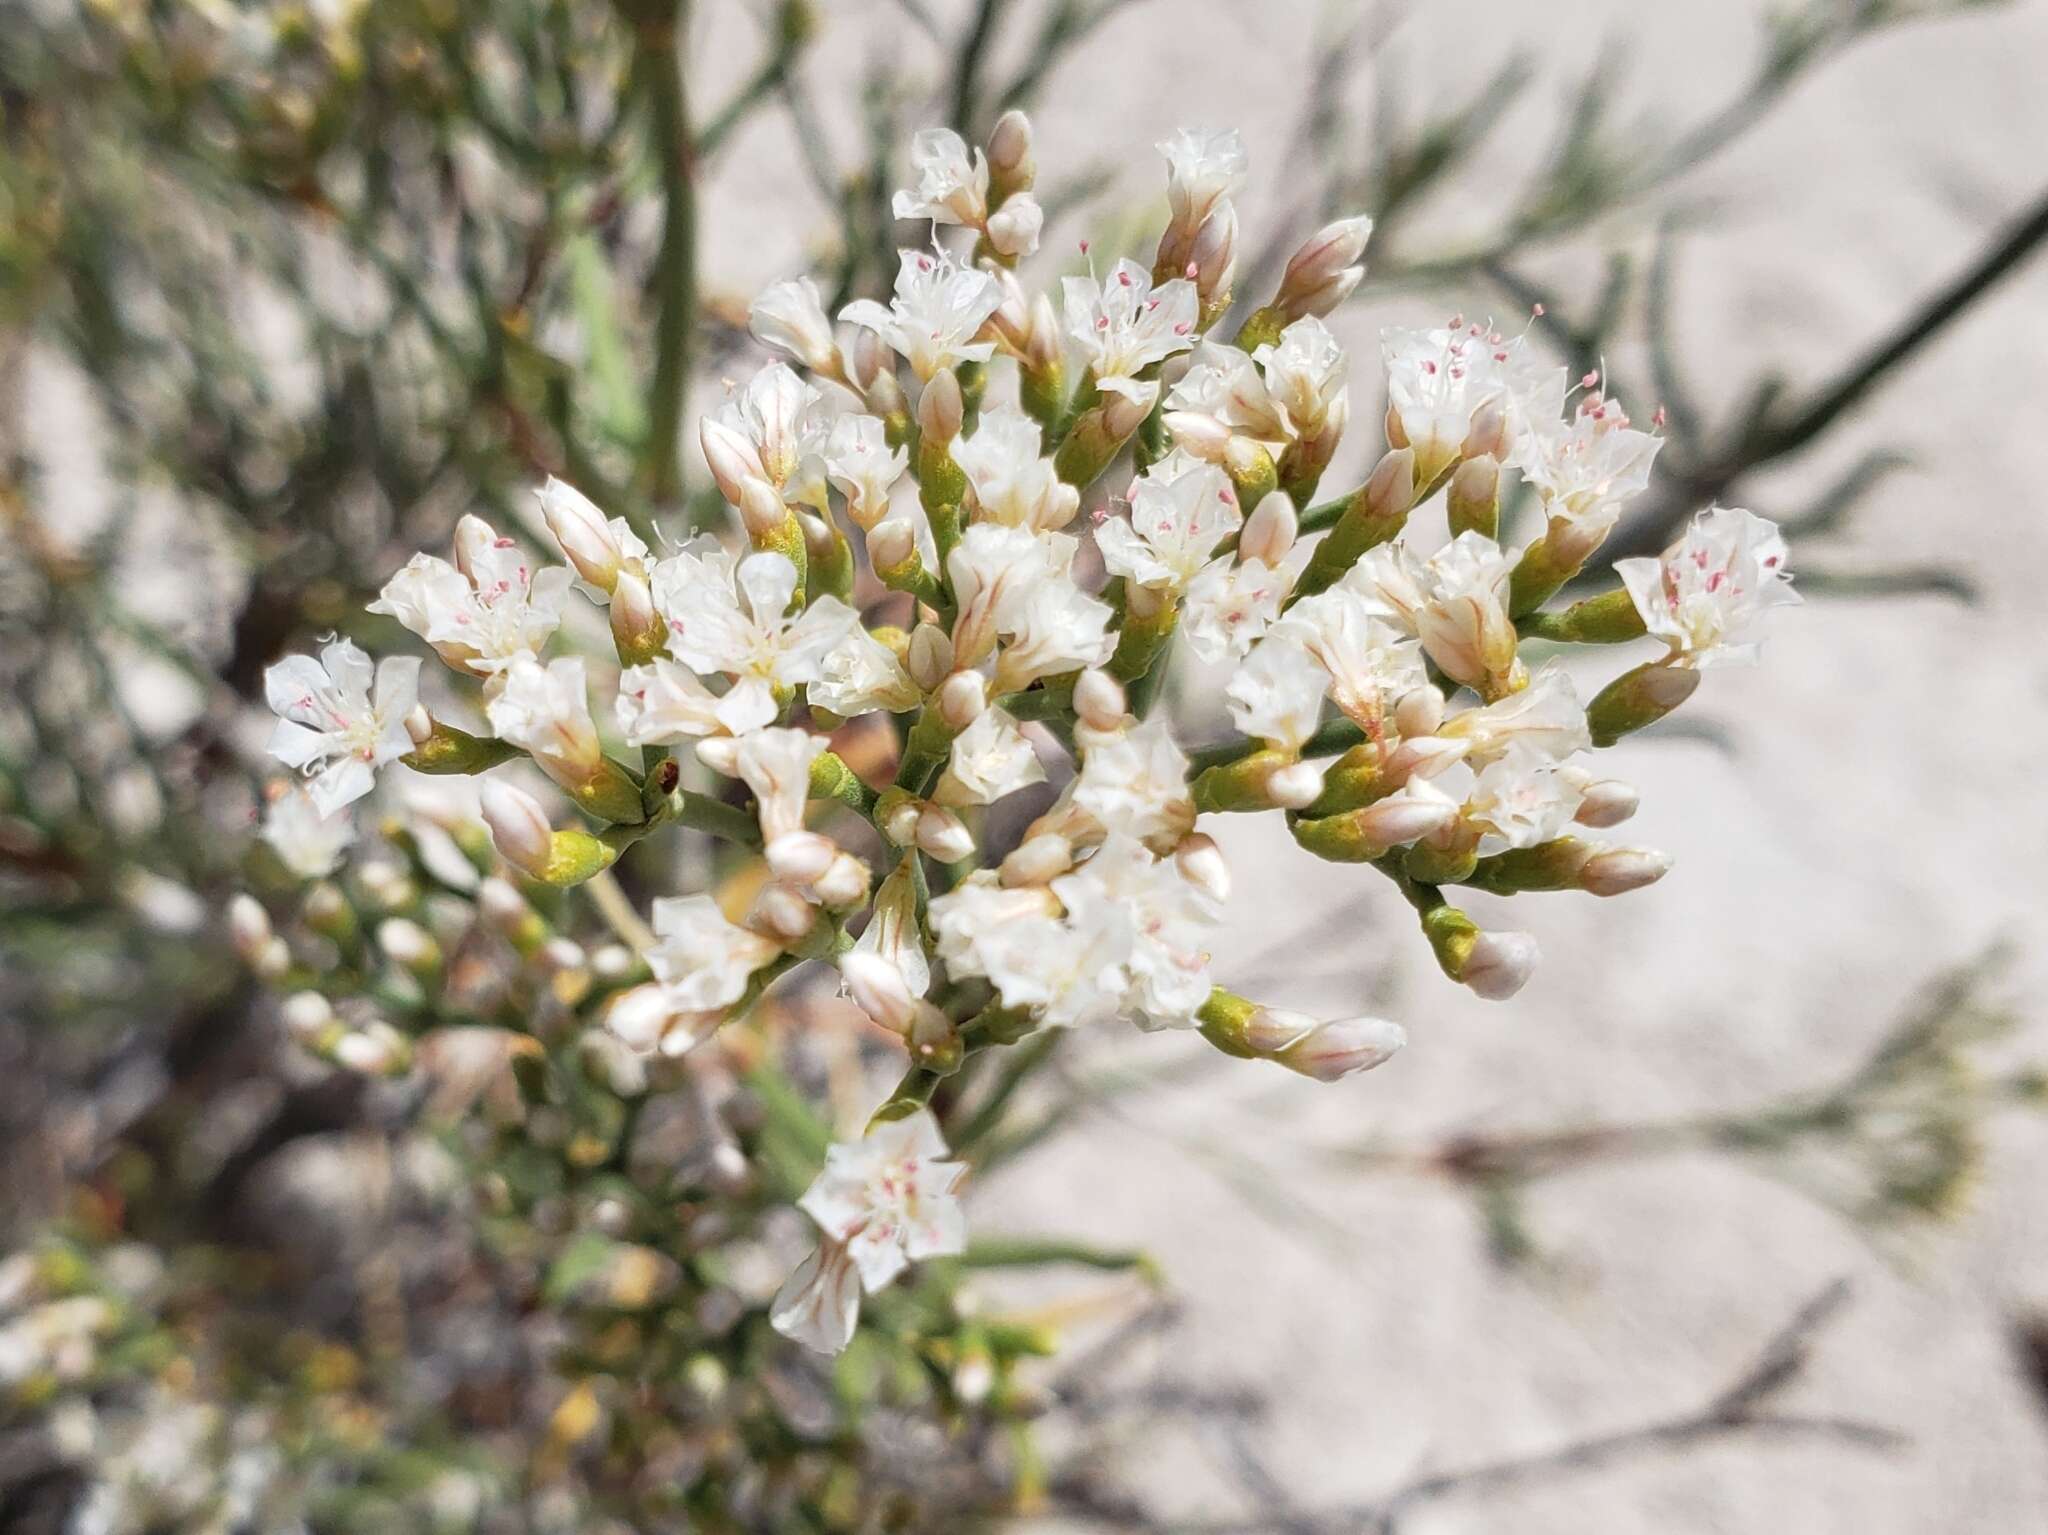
[252,113,1799,1355]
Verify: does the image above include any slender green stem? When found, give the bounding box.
[639,6,698,505]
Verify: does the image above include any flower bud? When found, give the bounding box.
[1572,778,1639,828]
[1275,215,1372,318]
[737,476,789,540]
[1162,410,1232,461]
[1279,1014,1406,1081]
[227,894,273,964]
[1001,831,1074,887]
[841,951,918,1034]
[700,416,766,504]
[694,736,742,777]
[609,569,664,665]
[987,109,1035,192]
[1446,454,1501,539]
[1073,669,1126,732]
[1266,760,1325,810]
[1173,832,1231,902]
[605,983,676,1052]
[1579,847,1672,897]
[882,795,922,847]
[1461,930,1539,1001]
[918,369,963,444]
[867,516,916,575]
[1101,381,1158,438]
[1024,294,1062,374]
[538,477,622,592]
[985,195,1044,259]
[814,852,870,909]
[936,670,987,731]
[279,991,332,1042]
[1240,492,1298,567]
[1190,201,1238,306]
[540,936,587,974]
[1243,1006,1316,1056]
[906,624,954,691]
[377,917,439,974]
[404,704,434,746]
[1462,398,1509,462]
[335,1021,408,1076]
[1393,685,1446,740]
[1354,789,1459,848]
[748,276,841,376]
[751,882,817,943]
[481,779,554,878]
[477,876,528,929]
[766,829,837,885]
[916,804,976,864]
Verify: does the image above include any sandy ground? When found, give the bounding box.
[696,1,2048,1527]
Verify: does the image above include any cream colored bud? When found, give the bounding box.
[1448,453,1500,510]
[1355,792,1458,848]
[609,568,662,659]
[1000,831,1074,887]
[590,944,636,981]
[1383,734,1466,784]
[700,416,765,504]
[987,109,1034,186]
[986,196,1043,258]
[936,669,988,731]
[812,853,871,910]
[538,477,622,592]
[1580,847,1672,897]
[1462,399,1509,461]
[1243,1005,1316,1057]
[377,917,438,972]
[1384,400,1409,451]
[227,894,273,962]
[1393,685,1447,739]
[1365,445,1416,521]
[1573,779,1640,828]
[279,991,332,1042]
[480,779,554,877]
[750,882,817,943]
[1162,410,1232,462]
[918,369,963,443]
[801,511,840,567]
[1073,669,1126,732]
[1101,382,1158,438]
[605,984,675,1052]
[916,804,976,864]
[1189,201,1238,304]
[694,736,742,777]
[335,1022,407,1075]
[404,705,433,746]
[865,362,908,419]
[766,830,837,884]
[906,624,954,691]
[883,797,922,847]
[1277,216,1371,316]
[1462,930,1539,1001]
[867,516,916,573]
[850,328,888,391]
[1279,1015,1406,1081]
[1173,832,1231,902]
[737,476,788,539]
[1240,492,1298,567]
[540,936,586,974]
[1025,295,1062,373]
[1266,760,1325,810]
[841,951,918,1034]
[990,266,1031,341]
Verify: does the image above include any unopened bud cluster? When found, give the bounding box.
[244,114,1799,1356]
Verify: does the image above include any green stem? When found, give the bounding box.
[639,7,698,505]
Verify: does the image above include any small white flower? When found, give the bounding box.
[808,624,922,718]
[1158,126,1248,235]
[1269,587,1427,736]
[1071,715,1196,849]
[850,854,931,1001]
[651,546,858,693]
[608,894,784,1056]
[840,249,1001,382]
[702,726,827,842]
[1096,450,1242,594]
[1181,554,1292,662]
[820,411,907,530]
[985,191,1044,258]
[1055,834,1218,1029]
[1455,742,1585,856]
[1347,531,1521,695]
[891,127,989,227]
[936,707,1045,807]
[1383,320,1563,476]
[615,659,777,745]
[749,276,841,375]
[1438,661,1590,765]
[264,639,420,814]
[773,1110,967,1354]
[1063,259,1199,394]
[954,405,1079,532]
[1510,388,1661,533]
[928,872,1058,977]
[1253,317,1348,436]
[990,576,1117,694]
[1226,633,1330,753]
[973,905,1131,1028]
[260,784,356,878]
[1615,505,1798,668]
[368,515,571,678]
[701,363,830,506]
[1164,339,1292,451]
[485,655,602,781]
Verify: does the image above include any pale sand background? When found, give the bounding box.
[695,1,2048,1527]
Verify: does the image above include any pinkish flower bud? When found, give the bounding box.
[986,109,1035,188]
[1189,200,1238,305]
[480,779,554,877]
[609,568,663,664]
[1101,381,1158,438]
[918,368,964,443]
[737,476,789,539]
[1276,215,1371,317]
[1393,685,1447,740]
[700,416,767,504]
[1239,492,1298,567]
[538,477,622,592]
[1461,930,1539,1000]
[841,951,918,1034]
[1580,847,1672,897]
[936,670,987,731]
[1354,790,1459,848]
[1173,832,1231,902]
[766,830,837,884]
[1073,669,1126,732]
[1162,410,1233,461]
[1572,778,1640,828]
[1000,831,1074,887]
[1277,1014,1406,1081]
